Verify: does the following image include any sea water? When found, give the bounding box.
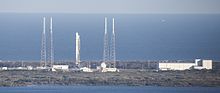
[0,86,220,93]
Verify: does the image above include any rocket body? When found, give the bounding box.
[76,32,80,67]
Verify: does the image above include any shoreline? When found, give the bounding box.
[1,84,220,88]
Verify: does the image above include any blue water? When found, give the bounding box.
[0,13,220,61]
[0,86,219,93]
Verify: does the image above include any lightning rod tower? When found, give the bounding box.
[49,17,54,67]
[41,17,47,67]
[110,18,116,68]
[103,17,109,64]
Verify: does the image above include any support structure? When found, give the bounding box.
[103,17,109,65]
[40,17,47,67]
[49,17,54,67]
[101,17,118,72]
[40,17,54,68]
[110,18,116,68]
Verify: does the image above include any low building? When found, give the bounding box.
[159,62,195,71]
[27,66,33,70]
[106,68,119,72]
[36,66,49,70]
[52,65,69,72]
[192,60,212,70]
[202,60,212,69]
[159,59,213,71]
[193,66,205,70]
[17,67,27,70]
[80,67,93,72]
[2,67,8,70]
[100,62,119,72]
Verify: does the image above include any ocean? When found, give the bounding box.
[0,13,220,61]
[0,86,219,93]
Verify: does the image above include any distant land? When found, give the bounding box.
[0,61,220,87]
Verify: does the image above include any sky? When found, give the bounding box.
[0,0,220,14]
[0,14,220,61]
[0,1,220,61]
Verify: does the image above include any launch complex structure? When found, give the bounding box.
[76,17,118,72]
[0,17,212,72]
[40,17,54,68]
[100,17,118,72]
[40,17,118,72]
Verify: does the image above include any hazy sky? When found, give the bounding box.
[1,0,220,13]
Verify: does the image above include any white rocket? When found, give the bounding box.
[76,32,80,67]
[50,17,54,67]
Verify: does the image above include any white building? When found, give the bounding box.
[27,66,33,70]
[106,68,119,72]
[159,59,212,71]
[52,65,69,72]
[159,62,195,71]
[80,67,93,72]
[17,67,27,70]
[192,60,212,70]
[100,62,119,72]
[2,67,8,70]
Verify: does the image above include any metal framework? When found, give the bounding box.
[103,17,109,64]
[110,18,116,68]
[40,17,54,67]
[103,17,116,68]
[40,17,47,67]
[49,17,54,67]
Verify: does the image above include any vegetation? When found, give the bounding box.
[0,69,220,87]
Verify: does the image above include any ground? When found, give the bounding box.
[0,69,220,87]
